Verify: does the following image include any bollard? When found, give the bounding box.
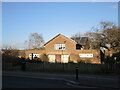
[75,66,79,80]
[21,62,26,71]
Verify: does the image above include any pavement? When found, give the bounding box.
[2,71,120,89]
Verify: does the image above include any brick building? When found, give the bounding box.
[23,34,101,64]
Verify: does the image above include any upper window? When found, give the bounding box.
[54,44,65,50]
[76,44,82,50]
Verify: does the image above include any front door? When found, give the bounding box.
[55,55,61,63]
[61,55,69,63]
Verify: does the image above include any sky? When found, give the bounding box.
[2,2,118,49]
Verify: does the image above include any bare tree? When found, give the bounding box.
[84,29,102,49]
[2,44,15,50]
[25,33,44,49]
[70,33,82,40]
[85,21,120,51]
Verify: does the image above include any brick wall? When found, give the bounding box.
[24,50,46,59]
[45,34,76,51]
[22,49,101,64]
[73,50,101,64]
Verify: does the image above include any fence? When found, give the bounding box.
[3,62,120,74]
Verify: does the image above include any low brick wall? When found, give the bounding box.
[24,50,46,59]
[73,50,101,64]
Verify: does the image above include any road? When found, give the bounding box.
[2,75,102,89]
[2,71,120,89]
[3,76,74,88]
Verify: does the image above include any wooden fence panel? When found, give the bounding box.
[3,62,120,74]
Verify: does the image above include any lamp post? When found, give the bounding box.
[75,66,79,80]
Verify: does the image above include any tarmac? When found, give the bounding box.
[2,71,120,89]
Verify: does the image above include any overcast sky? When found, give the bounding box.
[2,2,118,49]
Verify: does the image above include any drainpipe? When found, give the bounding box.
[31,53,33,60]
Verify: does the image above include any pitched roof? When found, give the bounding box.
[44,34,77,46]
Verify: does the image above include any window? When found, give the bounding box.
[29,54,40,58]
[79,54,93,57]
[54,44,65,50]
[76,44,82,50]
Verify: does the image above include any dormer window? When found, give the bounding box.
[54,44,65,50]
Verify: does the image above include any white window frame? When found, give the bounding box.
[29,54,40,58]
[79,54,93,58]
[54,44,65,50]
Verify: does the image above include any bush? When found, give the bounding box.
[112,51,120,63]
[2,54,19,63]
[104,56,116,64]
[33,56,41,61]
[40,53,49,62]
[77,59,85,63]
[68,60,74,63]
[69,54,80,63]
[33,57,43,63]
